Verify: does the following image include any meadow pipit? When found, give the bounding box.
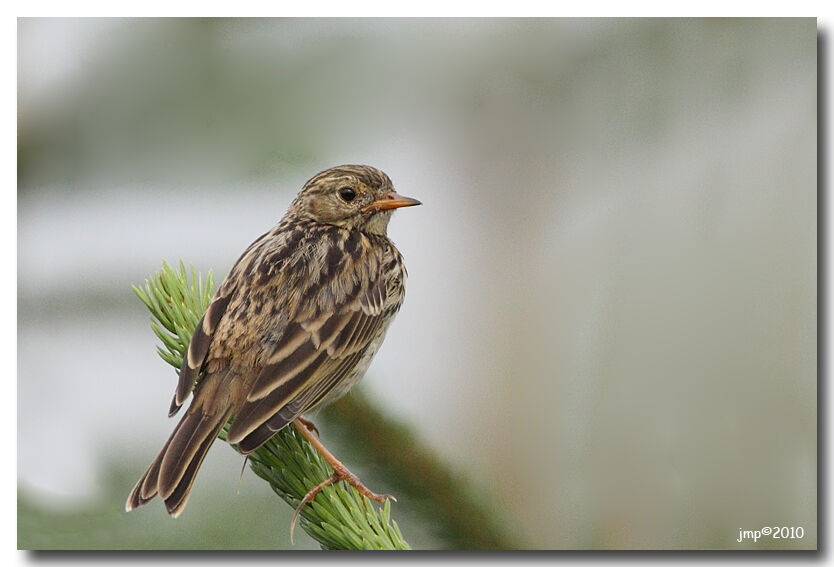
[126,165,420,523]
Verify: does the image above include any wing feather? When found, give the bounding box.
[233,350,366,454]
[227,350,336,443]
[223,229,399,451]
[229,305,384,447]
[170,294,232,416]
[247,339,324,401]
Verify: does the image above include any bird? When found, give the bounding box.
[125,164,420,522]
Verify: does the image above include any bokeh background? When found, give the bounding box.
[17,18,816,550]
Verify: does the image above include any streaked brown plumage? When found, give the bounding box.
[126,165,420,518]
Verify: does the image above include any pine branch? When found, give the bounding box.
[134,260,410,550]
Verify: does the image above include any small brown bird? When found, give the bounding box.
[126,165,420,519]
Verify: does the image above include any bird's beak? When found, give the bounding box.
[362,191,422,213]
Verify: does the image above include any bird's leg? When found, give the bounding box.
[291,418,393,503]
[289,418,395,541]
[295,416,320,438]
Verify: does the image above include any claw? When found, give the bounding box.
[296,416,320,438]
[290,472,338,543]
[289,466,395,543]
[288,418,396,544]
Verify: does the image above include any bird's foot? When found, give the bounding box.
[290,463,395,542]
[296,416,320,438]
[289,418,395,542]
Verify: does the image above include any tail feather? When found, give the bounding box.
[125,434,173,511]
[126,451,162,511]
[164,410,231,517]
[158,412,213,499]
[125,405,232,516]
[139,438,168,502]
[126,469,154,512]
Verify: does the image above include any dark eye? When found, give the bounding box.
[338,187,356,202]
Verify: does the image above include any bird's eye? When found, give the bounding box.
[338,187,356,202]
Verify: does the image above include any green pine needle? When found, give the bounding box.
[133,260,410,550]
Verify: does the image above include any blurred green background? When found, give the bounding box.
[17,18,816,550]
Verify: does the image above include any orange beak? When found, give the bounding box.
[362,191,422,213]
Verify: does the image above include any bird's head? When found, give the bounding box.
[289,165,421,235]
